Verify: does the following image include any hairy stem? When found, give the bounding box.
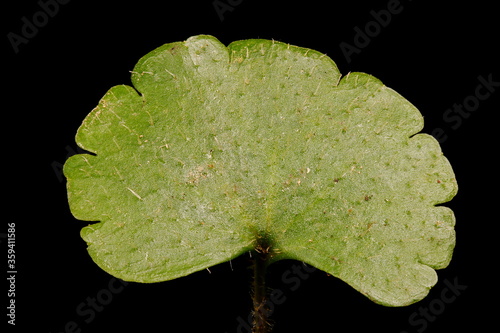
[252,245,271,333]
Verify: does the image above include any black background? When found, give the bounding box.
[4,0,498,332]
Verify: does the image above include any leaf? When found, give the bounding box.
[64,35,457,306]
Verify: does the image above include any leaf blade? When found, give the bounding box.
[64,35,457,305]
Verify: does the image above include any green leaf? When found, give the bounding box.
[64,35,457,306]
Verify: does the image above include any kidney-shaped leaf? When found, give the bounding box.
[64,35,457,306]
